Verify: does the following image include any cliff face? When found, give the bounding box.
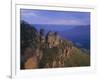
[20,21,90,69]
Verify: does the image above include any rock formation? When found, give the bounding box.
[20,21,90,69]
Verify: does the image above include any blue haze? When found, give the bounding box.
[33,24,90,50]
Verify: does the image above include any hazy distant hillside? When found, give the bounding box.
[20,21,90,69]
[61,25,90,50]
[62,25,90,40]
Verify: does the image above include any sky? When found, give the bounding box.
[20,9,90,25]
